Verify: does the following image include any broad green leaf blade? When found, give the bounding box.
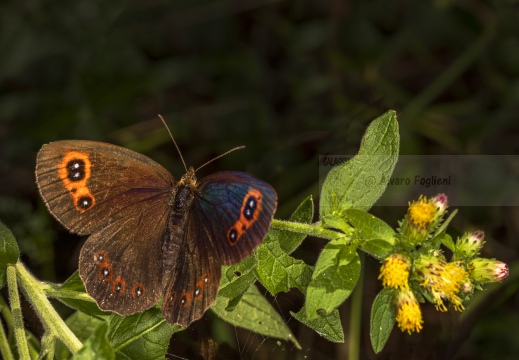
[291,306,344,343]
[0,221,20,287]
[345,209,396,259]
[212,284,301,349]
[270,196,314,254]
[320,111,399,216]
[370,287,396,354]
[255,236,313,294]
[54,271,109,317]
[108,308,182,354]
[218,256,258,311]
[73,323,115,360]
[306,238,361,319]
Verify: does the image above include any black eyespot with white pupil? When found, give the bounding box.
[180,296,187,305]
[243,196,257,220]
[228,228,237,242]
[195,288,200,296]
[67,159,86,181]
[135,287,143,297]
[77,196,93,210]
[115,283,123,292]
[101,267,110,278]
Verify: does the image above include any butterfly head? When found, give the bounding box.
[178,167,197,188]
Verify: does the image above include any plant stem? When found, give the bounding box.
[270,219,344,240]
[348,253,364,360]
[7,264,30,360]
[16,262,83,354]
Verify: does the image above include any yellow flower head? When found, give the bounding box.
[401,194,448,246]
[416,255,469,312]
[395,288,423,334]
[378,253,410,290]
[408,195,437,230]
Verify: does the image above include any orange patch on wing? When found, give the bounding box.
[57,151,95,212]
[227,189,263,246]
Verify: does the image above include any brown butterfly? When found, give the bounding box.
[35,130,277,327]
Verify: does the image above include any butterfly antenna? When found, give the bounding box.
[195,145,245,172]
[158,114,188,173]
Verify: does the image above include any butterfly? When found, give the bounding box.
[35,134,277,327]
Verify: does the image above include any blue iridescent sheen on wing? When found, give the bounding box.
[195,171,277,264]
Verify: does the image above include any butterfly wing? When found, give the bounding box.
[162,171,277,326]
[36,140,174,314]
[78,199,170,315]
[36,140,174,235]
[196,171,277,265]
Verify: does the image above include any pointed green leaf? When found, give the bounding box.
[432,209,458,238]
[320,111,399,216]
[370,287,396,354]
[218,256,258,311]
[255,236,313,294]
[291,306,344,343]
[212,284,300,349]
[270,196,314,254]
[0,221,20,287]
[345,209,396,259]
[73,323,115,360]
[54,271,109,317]
[306,238,361,319]
[438,233,455,252]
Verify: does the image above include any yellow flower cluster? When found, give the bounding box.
[378,254,410,290]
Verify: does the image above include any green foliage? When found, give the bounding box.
[0,221,19,287]
[370,288,396,354]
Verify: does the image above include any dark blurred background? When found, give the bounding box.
[0,0,518,359]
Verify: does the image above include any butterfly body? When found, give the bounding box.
[36,140,277,326]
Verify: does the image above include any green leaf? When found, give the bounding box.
[255,236,313,294]
[73,323,115,360]
[218,256,258,311]
[291,306,344,343]
[370,287,396,354]
[108,307,182,356]
[54,272,109,317]
[432,209,458,238]
[212,284,301,349]
[0,221,20,287]
[345,209,396,259]
[438,233,455,252]
[57,312,105,359]
[320,111,399,216]
[321,214,352,234]
[306,238,361,319]
[270,196,314,254]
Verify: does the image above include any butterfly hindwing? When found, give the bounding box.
[162,204,222,326]
[78,196,170,315]
[36,140,174,235]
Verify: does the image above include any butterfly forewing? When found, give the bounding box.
[196,171,277,265]
[36,140,174,235]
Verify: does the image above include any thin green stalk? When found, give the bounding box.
[0,313,14,360]
[348,253,364,360]
[16,262,83,354]
[270,219,344,240]
[7,265,30,360]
